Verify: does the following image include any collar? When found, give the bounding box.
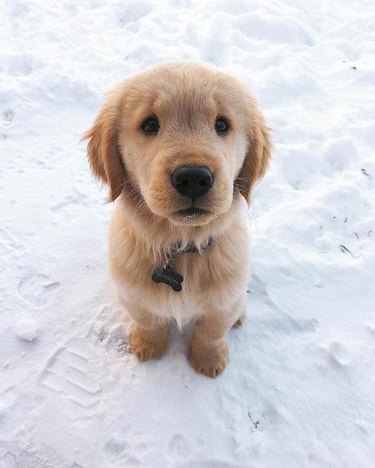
[151,237,213,292]
[170,236,213,255]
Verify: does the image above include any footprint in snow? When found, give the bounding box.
[2,109,15,125]
[18,273,60,307]
[3,451,17,468]
[0,228,25,262]
[39,337,102,413]
[50,191,89,222]
[327,341,350,367]
[104,439,126,461]
[103,437,145,465]
[169,434,190,457]
[86,306,132,354]
[365,324,375,338]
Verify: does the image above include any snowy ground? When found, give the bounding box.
[1,0,375,467]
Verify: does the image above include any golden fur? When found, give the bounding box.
[84,62,271,377]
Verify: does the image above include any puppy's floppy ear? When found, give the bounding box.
[237,111,272,205]
[82,96,125,202]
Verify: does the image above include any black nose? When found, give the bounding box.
[171,166,214,199]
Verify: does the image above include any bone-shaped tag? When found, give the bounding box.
[152,267,183,292]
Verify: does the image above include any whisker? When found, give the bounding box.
[235,177,250,183]
[234,183,248,193]
[123,188,141,202]
[114,180,133,192]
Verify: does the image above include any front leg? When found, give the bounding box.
[190,301,244,378]
[128,306,169,362]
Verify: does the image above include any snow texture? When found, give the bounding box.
[1,0,375,467]
[14,319,38,342]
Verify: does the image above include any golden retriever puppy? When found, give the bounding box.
[84,62,271,378]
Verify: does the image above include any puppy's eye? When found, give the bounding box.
[215,118,229,135]
[141,117,160,135]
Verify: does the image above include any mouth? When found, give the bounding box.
[171,207,213,225]
[178,207,209,218]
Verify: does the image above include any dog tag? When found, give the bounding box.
[152,266,183,292]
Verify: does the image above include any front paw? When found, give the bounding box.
[129,324,168,362]
[189,340,229,378]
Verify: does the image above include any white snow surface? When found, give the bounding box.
[1,1,375,467]
[14,319,38,342]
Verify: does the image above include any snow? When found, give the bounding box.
[1,0,375,466]
[14,319,38,342]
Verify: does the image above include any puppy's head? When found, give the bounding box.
[83,63,271,226]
